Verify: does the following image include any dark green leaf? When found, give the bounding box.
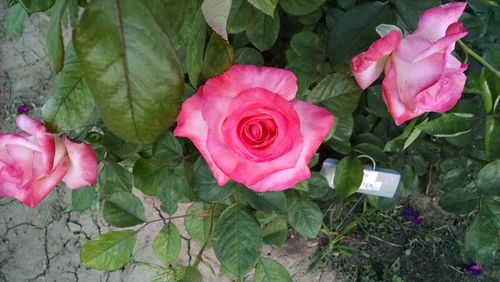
[253,257,291,282]
[103,192,146,227]
[442,168,467,191]
[227,0,256,34]
[153,223,181,263]
[366,86,389,118]
[325,115,353,154]
[477,160,500,196]
[262,217,288,247]
[133,158,175,196]
[306,73,362,117]
[186,6,207,87]
[464,207,499,263]
[392,0,439,31]
[152,131,183,165]
[333,156,363,198]
[6,3,27,40]
[308,172,330,199]
[214,204,263,278]
[98,160,133,197]
[192,161,234,203]
[328,1,393,68]
[485,116,499,161]
[287,192,322,238]
[18,0,55,13]
[279,0,325,16]
[156,175,186,214]
[74,0,184,144]
[439,188,479,214]
[72,186,96,212]
[290,31,325,62]
[80,230,136,271]
[202,32,234,79]
[417,113,476,137]
[43,44,95,132]
[246,10,280,51]
[244,190,288,214]
[235,47,265,66]
[247,0,277,16]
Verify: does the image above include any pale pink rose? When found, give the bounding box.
[0,115,98,208]
[351,2,468,125]
[175,65,333,192]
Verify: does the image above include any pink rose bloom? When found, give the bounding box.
[351,2,468,125]
[175,65,333,192]
[0,115,98,208]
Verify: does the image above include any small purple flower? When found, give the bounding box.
[460,264,482,278]
[402,207,423,225]
[16,104,30,114]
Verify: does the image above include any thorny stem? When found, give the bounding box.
[458,40,500,78]
[193,204,216,268]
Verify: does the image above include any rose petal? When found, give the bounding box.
[382,62,416,125]
[61,135,98,189]
[412,22,468,63]
[249,101,333,192]
[174,89,231,186]
[413,2,467,41]
[202,64,298,100]
[16,114,55,174]
[204,88,304,188]
[351,29,403,90]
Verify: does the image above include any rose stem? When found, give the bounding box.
[457,40,500,78]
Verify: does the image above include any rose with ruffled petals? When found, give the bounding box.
[0,115,98,208]
[175,65,334,192]
[351,2,468,125]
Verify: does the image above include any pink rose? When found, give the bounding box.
[174,65,333,192]
[351,2,468,125]
[0,115,98,208]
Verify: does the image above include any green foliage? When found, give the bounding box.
[103,191,146,227]
[286,192,323,238]
[153,223,182,263]
[334,156,364,198]
[5,3,27,40]
[254,258,291,282]
[80,231,137,271]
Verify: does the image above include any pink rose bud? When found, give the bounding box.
[175,65,334,192]
[0,115,98,208]
[351,2,468,125]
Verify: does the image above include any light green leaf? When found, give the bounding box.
[103,192,146,227]
[247,0,277,17]
[287,192,322,238]
[6,3,27,40]
[246,10,280,51]
[43,44,95,132]
[184,203,212,247]
[253,258,291,282]
[333,156,363,198]
[201,0,231,41]
[153,223,181,263]
[417,113,476,137]
[202,32,234,79]
[73,0,184,144]
[214,204,263,278]
[80,231,136,271]
[46,0,67,72]
[175,266,203,282]
[306,73,362,117]
[279,0,325,16]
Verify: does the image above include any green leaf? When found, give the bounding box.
[308,172,330,199]
[333,156,363,198]
[391,0,439,31]
[235,47,265,66]
[175,266,203,282]
[485,116,499,160]
[98,160,133,197]
[5,3,27,40]
[201,0,231,41]
[244,190,288,214]
[103,191,146,227]
[464,207,499,263]
[353,143,389,163]
[477,160,500,196]
[227,0,256,34]
[133,158,175,196]
[214,204,263,278]
[46,0,67,72]
[325,115,353,154]
[293,180,309,192]
[262,217,288,247]
[43,44,95,132]
[306,73,362,117]
[438,188,479,214]
[186,6,207,87]
[80,230,136,271]
[153,223,181,263]
[152,131,183,165]
[156,175,186,215]
[417,113,476,137]
[328,1,393,68]
[279,0,325,16]
[290,31,325,62]
[366,86,390,118]
[246,10,280,51]
[192,161,234,203]
[72,186,96,213]
[253,257,291,282]
[18,0,55,13]
[287,192,322,238]
[247,0,277,17]
[184,203,212,247]
[442,168,467,191]
[202,32,234,79]
[73,0,184,144]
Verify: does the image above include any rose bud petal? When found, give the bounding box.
[175,65,333,192]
